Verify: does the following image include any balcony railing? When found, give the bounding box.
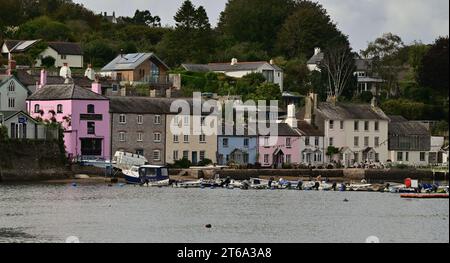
[136,74,172,85]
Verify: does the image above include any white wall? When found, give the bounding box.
[2,114,44,139]
[299,135,325,165]
[0,77,28,112]
[324,119,389,164]
[35,47,83,68]
[389,151,429,166]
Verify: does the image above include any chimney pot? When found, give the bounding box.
[314,47,321,56]
[91,81,102,94]
[8,60,16,75]
[39,69,47,90]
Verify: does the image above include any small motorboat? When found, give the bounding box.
[249,178,270,189]
[348,184,373,192]
[173,179,204,188]
[123,165,170,186]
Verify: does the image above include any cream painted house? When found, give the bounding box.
[182,59,284,92]
[35,42,84,68]
[299,94,390,166]
[2,40,83,68]
[165,114,218,165]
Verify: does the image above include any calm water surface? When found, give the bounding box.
[0,183,448,243]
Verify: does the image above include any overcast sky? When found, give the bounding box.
[73,0,449,51]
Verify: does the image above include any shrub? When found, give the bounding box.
[41,56,56,68]
[170,158,191,169]
[197,158,213,167]
[0,125,9,141]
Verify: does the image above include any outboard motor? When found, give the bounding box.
[314,182,320,190]
[297,181,303,190]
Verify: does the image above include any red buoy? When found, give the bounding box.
[404,178,412,188]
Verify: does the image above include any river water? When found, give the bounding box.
[0,183,448,243]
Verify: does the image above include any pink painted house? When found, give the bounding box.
[26,70,111,161]
[258,123,302,168]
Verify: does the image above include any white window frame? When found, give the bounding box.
[173,135,179,143]
[137,132,143,142]
[153,150,161,161]
[154,115,161,125]
[154,132,161,143]
[119,132,126,142]
[119,114,126,124]
[137,115,144,125]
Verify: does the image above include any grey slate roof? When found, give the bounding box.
[278,123,301,137]
[307,52,324,65]
[181,64,211,73]
[109,97,182,114]
[297,121,324,136]
[388,115,408,123]
[315,102,390,121]
[48,42,83,55]
[27,84,108,101]
[388,121,430,136]
[101,53,169,72]
[182,61,282,73]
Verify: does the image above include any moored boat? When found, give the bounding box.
[123,165,170,186]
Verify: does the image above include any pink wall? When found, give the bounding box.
[27,99,111,160]
[258,136,301,167]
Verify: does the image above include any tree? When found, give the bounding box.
[122,10,161,27]
[248,83,282,102]
[321,45,356,101]
[174,0,197,30]
[418,37,449,96]
[157,0,214,66]
[15,16,72,41]
[41,56,56,68]
[83,39,116,68]
[276,1,349,59]
[407,42,430,79]
[361,33,405,97]
[218,0,295,52]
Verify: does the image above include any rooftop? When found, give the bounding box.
[101,53,169,72]
[27,84,108,101]
[182,61,282,73]
[315,102,390,121]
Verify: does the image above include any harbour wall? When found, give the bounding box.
[0,140,69,182]
[175,168,444,183]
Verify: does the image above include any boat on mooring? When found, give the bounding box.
[123,165,170,186]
